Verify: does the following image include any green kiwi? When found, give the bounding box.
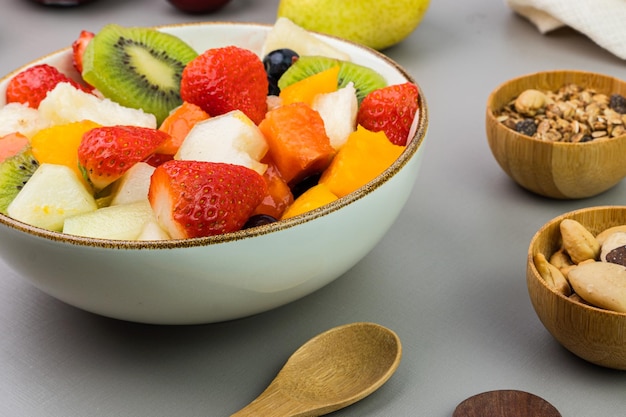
[81,24,198,125]
[0,148,39,215]
[277,56,387,103]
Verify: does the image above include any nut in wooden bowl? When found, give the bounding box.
[527,206,626,370]
[486,70,626,199]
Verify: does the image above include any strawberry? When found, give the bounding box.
[77,125,169,190]
[72,30,95,74]
[180,46,268,125]
[356,82,419,146]
[5,64,90,108]
[148,160,267,238]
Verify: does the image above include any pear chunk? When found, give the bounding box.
[175,110,268,175]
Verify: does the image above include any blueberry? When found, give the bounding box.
[263,49,299,95]
[609,94,626,114]
[515,119,537,137]
[242,214,278,229]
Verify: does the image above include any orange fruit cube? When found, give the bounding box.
[319,125,405,198]
[281,183,338,220]
[279,65,340,107]
[30,120,101,185]
[253,158,294,219]
[157,101,210,155]
[259,102,335,186]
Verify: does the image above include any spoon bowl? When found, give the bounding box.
[231,322,402,417]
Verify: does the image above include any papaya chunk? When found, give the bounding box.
[259,102,335,186]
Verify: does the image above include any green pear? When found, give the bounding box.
[277,0,430,50]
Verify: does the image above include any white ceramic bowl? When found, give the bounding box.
[0,22,428,324]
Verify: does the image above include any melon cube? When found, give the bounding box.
[63,200,156,240]
[7,163,97,231]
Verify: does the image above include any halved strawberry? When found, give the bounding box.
[148,160,267,238]
[356,82,419,146]
[5,64,90,109]
[72,30,95,75]
[77,125,169,190]
[180,46,268,125]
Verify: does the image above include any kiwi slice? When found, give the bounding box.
[0,148,39,215]
[81,24,198,125]
[277,56,387,103]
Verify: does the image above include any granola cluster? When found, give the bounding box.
[495,83,626,142]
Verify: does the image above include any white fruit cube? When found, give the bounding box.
[313,82,358,149]
[109,162,156,206]
[175,110,269,175]
[0,102,50,138]
[137,221,171,241]
[7,163,98,231]
[63,200,156,240]
[38,82,157,129]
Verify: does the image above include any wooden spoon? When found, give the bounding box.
[230,322,402,417]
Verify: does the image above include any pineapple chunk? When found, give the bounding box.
[63,200,156,240]
[7,163,97,231]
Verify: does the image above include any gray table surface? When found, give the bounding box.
[1,0,625,416]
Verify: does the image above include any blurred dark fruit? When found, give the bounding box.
[167,0,232,13]
[30,0,94,5]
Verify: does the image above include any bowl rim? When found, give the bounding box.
[527,204,626,318]
[0,21,428,250]
[486,69,626,148]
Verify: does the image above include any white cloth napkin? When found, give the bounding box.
[505,0,626,60]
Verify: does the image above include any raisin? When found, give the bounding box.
[515,119,537,137]
[579,135,594,143]
[606,246,626,266]
[609,94,626,114]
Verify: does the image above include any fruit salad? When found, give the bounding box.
[0,17,420,241]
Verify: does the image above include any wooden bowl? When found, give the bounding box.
[527,206,626,369]
[486,70,626,199]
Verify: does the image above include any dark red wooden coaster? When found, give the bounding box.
[453,390,562,417]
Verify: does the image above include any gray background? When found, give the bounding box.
[1,0,625,416]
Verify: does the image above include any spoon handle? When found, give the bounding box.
[229,383,317,417]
